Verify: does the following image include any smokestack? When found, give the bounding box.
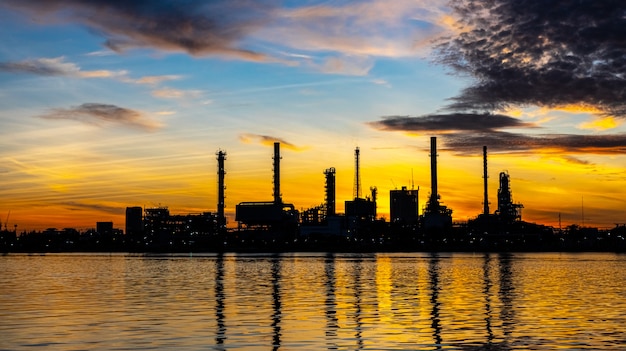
[354,147,362,199]
[483,146,489,216]
[324,167,336,216]
[216,150,226,230]
[273,142,282,204]
[429,136,438,209]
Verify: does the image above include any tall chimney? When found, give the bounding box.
[483,146,489,216]
[429,136,438,209]
[273,142,282,204]
[354,147,362,199]
[324,167,336,216]
[216,150,226,230]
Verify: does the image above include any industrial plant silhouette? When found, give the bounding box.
[3,137,626,253]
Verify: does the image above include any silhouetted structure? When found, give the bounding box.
[496,172,523,222]
[96,221,113,236]
[345,147,377,235]
[421,137,453,231]
[125,206,143,236]
[144,207,170,245]
[235,142,298,235]
[216,150,227,232]
[353,147,362,199]
[390,186,419,225]
[273,142,282,204]
[324,167,336,217]
[300,167,347,238]
[8,137,626,253]
[483,146,490,216]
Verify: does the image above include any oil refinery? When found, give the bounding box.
[3,137,626,253]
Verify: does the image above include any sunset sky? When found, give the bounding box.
[1,0,625,231]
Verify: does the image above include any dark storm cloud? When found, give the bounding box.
[1,0,276,60]
[40,103,161,131]
[442,131,626,155]
[369,113,534,133]
[437,0,626,116]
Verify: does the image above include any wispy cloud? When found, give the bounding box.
[0,56,126,78]
[317,55,374,76]
[39,103,161,131]
[239,133,306,151]
[0,56,183,88]
[130,75,182,86]
[256,0,452,75]
[60,201,123,214]
[435,0,626,118]
[263,0,451,57]
[151,88,204,100]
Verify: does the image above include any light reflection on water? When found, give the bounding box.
[1,253,626,350]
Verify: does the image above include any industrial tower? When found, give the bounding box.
[496,171,523,222]
[273,142,282,204]
[353,147,362,199]
[421,137,453,231]
[216,150,227,232]
[483,146,489,216]
[324,167,336,216]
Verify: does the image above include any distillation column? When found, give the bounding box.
[324,167,336,216]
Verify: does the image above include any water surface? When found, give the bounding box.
[1,252,625,350]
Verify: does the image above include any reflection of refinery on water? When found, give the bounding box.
[3,137,626,252]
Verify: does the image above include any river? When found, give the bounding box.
[1,252,625,350]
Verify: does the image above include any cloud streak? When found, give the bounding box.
[435,0,626,117]
[39,103,161,131]
[0,56,126,78]
[369,113,535,133]
[239,133,305,151]
[0,56,183,87]
[442,131,626,155]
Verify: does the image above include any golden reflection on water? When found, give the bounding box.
[2,253,626,350]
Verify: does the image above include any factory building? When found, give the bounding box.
[390,186,419,225]
[125,206,143,236]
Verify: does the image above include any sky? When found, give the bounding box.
[1,0,625,231]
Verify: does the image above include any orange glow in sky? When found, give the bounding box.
[1,1,625,231]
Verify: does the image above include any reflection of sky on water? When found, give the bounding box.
[2,253,626,350]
